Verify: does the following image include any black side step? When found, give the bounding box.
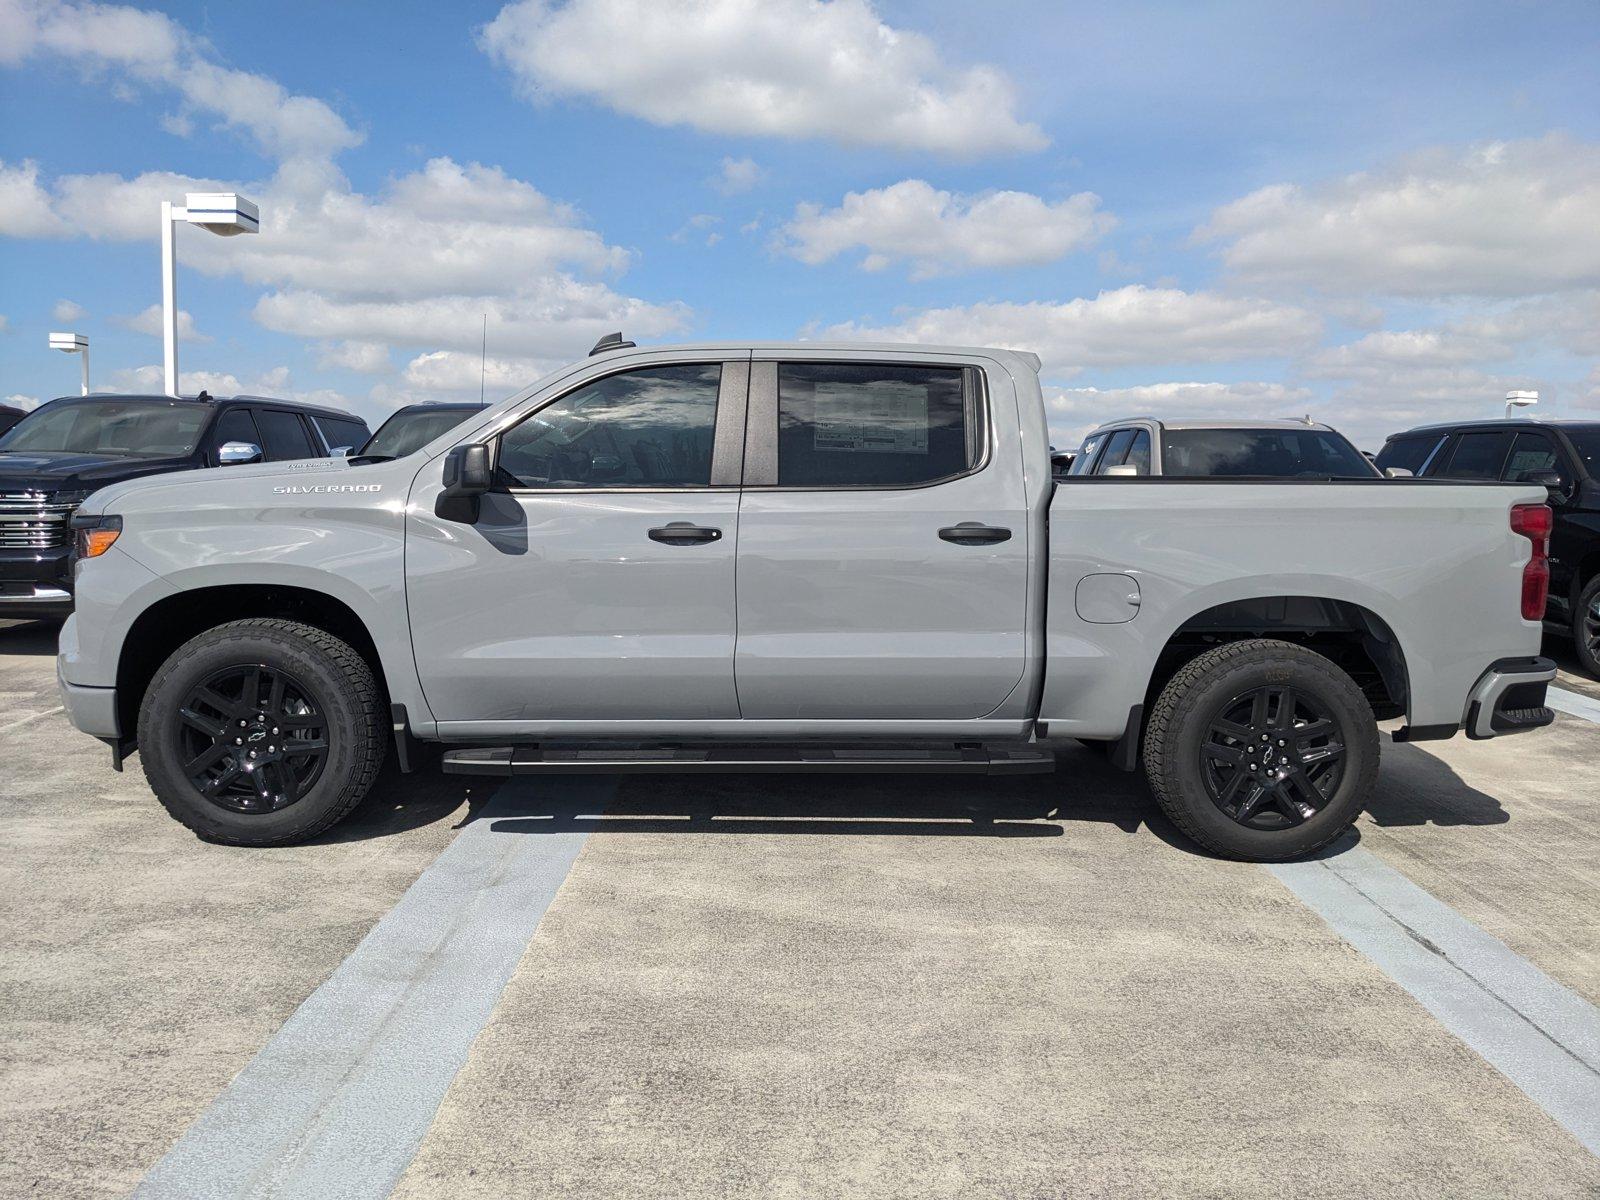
[442,744,1056,777]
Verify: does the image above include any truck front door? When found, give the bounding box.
[733,355,1030,719]
[406,355,749,726]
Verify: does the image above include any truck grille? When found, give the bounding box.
[0,492,77,550]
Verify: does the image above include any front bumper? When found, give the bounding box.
[1464,656,1557,740]
[0,545,74,619]
[57,659,120,739]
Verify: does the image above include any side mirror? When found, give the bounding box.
[328,445,353,458]
[436,443,492,522]
[217,440,263,466]
[588,451,627,481]
[1103,463,1139,477]
[1384,466,1413,478]
[1525,468,1569,502]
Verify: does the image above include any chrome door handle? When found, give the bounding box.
[649,522,722,545]
[939,522,1012,546]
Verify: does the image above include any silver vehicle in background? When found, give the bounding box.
[1067,417,1383,479]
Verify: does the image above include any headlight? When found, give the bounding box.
[71,513,122,559]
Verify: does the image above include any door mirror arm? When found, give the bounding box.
[436,443,493,523]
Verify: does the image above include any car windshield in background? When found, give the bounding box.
[361,409,480,459]
[1565,427,1600,477]
[0,400,209,459]
[1161,428,1377,478]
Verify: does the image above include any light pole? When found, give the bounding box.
[1506,390,1538,419]
[48,331,89,395]
[161,192,259,395]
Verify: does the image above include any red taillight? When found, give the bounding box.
[1511,503,1552,621]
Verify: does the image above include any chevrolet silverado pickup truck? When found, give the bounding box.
[57,339,1558,860]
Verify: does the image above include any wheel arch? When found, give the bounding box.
[115,584,391,739]
[1145,594,1410,722]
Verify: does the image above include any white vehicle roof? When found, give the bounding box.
[589,340,1044,374]
[1086,416,1337,435]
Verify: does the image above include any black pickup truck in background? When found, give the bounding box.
[1377,419,1600,678]
[0,403,26,437]
[0,392,369,619]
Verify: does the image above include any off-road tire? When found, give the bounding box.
[138,619,386,845]
[1142,638,1379,861]
[1574,575,1600,680]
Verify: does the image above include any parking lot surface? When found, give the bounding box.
[4,616,1599,1198]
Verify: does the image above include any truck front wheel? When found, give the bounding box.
[1142,639,1379,861]
[1574,575,1600,680]
[137,619,386,846]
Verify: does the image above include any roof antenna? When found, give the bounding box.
[589,331,635,356]
[479,313,487,405]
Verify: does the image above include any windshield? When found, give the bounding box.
[1160,428,1378,478]
[1565,428,1600,479]
[361,408,480,459]
[0,399,209,459]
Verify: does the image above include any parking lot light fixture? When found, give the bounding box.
[161,192,259,396]
[48,331,90,395]
[1506,390,1539,419]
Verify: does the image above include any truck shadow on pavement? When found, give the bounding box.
[0,619,61,655]
[1365,742,1509,828]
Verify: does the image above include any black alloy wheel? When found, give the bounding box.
[1578,576,1600,678]
[176,663,329,813]
[1199,685,1346,829]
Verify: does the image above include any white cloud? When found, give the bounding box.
[401,350,550,396]
[1,0,360,162]
[480,0,1046,156]
[253,283,687,360]
[105,362,356,411]
[1197,134,1600,298]
[112,303,207,341]
[51,299,85,321]
[1046,381,1314,447]
[6,393,39,410]
[711,156,764,195]
[0,314,8,332]
[820,286,1321,372]
[0,160,70,237]
[317,340,392,374]
[779,179,1114,278]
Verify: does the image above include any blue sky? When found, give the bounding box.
[2,0,1598,449]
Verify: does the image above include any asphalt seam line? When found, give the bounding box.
[1269,841,1600,1158]
[133,776,608,1200]
[0,705,64,734]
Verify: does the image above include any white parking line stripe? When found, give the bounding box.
[0,705,64,734]
[1269,840,1600,1157]
[1549,686,1600,725]
[133,776,607,1200]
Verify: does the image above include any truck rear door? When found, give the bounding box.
[733,354,1029,719]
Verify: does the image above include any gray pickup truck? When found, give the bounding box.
[58,340,1557,860]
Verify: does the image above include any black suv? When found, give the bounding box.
[0,403,26,437]
[1376,420,1600,676]
[0,393,370,619]
[358,401,487,460]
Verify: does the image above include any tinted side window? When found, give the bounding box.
[498,364,720,488]
[1441,431,1514,480]
[1124,429,1152,475]
[1094,429,1136,474]
[209,408,260,456]
[1068,433,1107,476]
[1375,434,1444,475]
[316,415,370,452]
[776,363,977,487]
[1502,432,1565,485]
[254,410,318,461]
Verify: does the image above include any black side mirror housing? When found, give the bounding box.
[1524,469,1568,502]
[436,443,492,522]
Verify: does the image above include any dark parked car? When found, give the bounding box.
[0,403,27,437]
[0,392,369,619]
[1376,419,1600,676]
[1067,418,1381,478]
[358,401,488,460]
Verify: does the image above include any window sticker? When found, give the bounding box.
[811,381,929,454]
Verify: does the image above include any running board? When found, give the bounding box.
[441,744,1056,777]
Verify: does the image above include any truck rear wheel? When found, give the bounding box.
[137,619,386,846]
[1142,639,1379,861]
[1574,575,1600,680]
